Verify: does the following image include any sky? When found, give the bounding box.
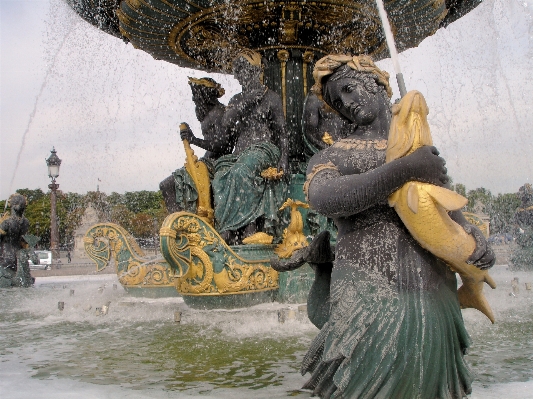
[1,0,532,200]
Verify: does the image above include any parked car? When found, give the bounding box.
[28,251,52,270]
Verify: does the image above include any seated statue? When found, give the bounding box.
[160,77,229,213]
[0,194,35,287]
[302,91,352,154]
[211,50,289,244]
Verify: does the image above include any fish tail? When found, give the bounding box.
[484,273,497,289]
[457,284,495,323]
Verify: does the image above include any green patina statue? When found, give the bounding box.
[0,194,37,287]
[274,55,495,398]
[211,50,289,244]
[160,77,229,214]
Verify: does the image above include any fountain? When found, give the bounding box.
[75,0,489,305]
[2,0,531,396]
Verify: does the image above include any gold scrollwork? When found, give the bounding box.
[84,223,176,288]
[302,50,314,96]
[160,212,279,296]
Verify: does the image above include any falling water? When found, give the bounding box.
[7,23,77,196]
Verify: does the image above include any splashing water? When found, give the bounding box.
[7,22,77,197]
[0,266,532,398]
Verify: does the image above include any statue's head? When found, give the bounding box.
[312,55,391,125]
[232,50,263,86]
[9,194,26,214]
[188,77,225,121]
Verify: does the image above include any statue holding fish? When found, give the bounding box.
[277,54,496,399]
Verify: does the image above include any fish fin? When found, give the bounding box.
[388,190,400,207]
[485,274,497,289]
[407,183,419,214]
[458,283,495,323]
[424,185,468,211]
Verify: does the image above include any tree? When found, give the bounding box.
[452,183,466,198]
[490,193,521,234]
[466,187,493,214]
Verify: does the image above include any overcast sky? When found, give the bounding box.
[1,0,532,200]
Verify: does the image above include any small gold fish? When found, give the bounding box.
[387,91,496,323]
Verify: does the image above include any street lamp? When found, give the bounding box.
[46,147,62,266]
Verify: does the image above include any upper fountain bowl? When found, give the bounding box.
[65,0,482,73]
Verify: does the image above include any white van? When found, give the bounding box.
[28,251,52,270]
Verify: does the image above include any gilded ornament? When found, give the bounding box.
[84,223,176,288]
[160,212,279,297]
[261,166,284,180]
[386,90,496,323]
[321,132,334,145]
[275,199,309,258]
[242,232,274,245]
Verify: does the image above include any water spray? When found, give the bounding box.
[8,22,77,193]
[375,0,407,97]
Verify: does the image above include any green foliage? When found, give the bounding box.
[7,188,168,250]
[511,227,533,270]
[465,187,493,214]
[450,184,523,235]
[16,188,46,203]
[491,193,521,234]
[518,183,533,207]
[452,183,466,197]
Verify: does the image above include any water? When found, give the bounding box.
[1,267,532,398]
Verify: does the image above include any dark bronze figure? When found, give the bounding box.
[302,92,352,154]
[211,50,289,244]
[277,55,494,399]
[0,194,36,287]
[160,77,228,213]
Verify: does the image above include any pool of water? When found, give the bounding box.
[0,267,532,398]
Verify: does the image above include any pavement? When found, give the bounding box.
[30,250,116,277]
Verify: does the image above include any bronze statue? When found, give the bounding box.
[0,194,36,287]
[211,50,289,244]
[302,91,352,154]
[280,55,494,398]
[160,77,228,213]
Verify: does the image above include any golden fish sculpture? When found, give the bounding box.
[387,90,496,323]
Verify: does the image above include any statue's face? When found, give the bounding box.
[10,195,26,213]
[232,57,260,86]
[323,76,380,126]
[190,86,210,121]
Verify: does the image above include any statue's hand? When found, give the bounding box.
[179,123,194,142]
[464,224,496,270]
[277,157,289,177]
[404,146,449,186]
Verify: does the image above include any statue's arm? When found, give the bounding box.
[268,93,289,173]
[180,122,233,154]
[302,94,327,151]
[307,146,449,218]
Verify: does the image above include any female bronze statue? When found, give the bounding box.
[301,55,494,399]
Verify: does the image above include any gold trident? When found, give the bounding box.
[181,123,214,225]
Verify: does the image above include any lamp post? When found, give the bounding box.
[46,147,62,266]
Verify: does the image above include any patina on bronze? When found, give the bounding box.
[275,55,495,398]
[67,0,484,168]
[0,194,37,287]
[211,52,289,244]
[159,77,228,214]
